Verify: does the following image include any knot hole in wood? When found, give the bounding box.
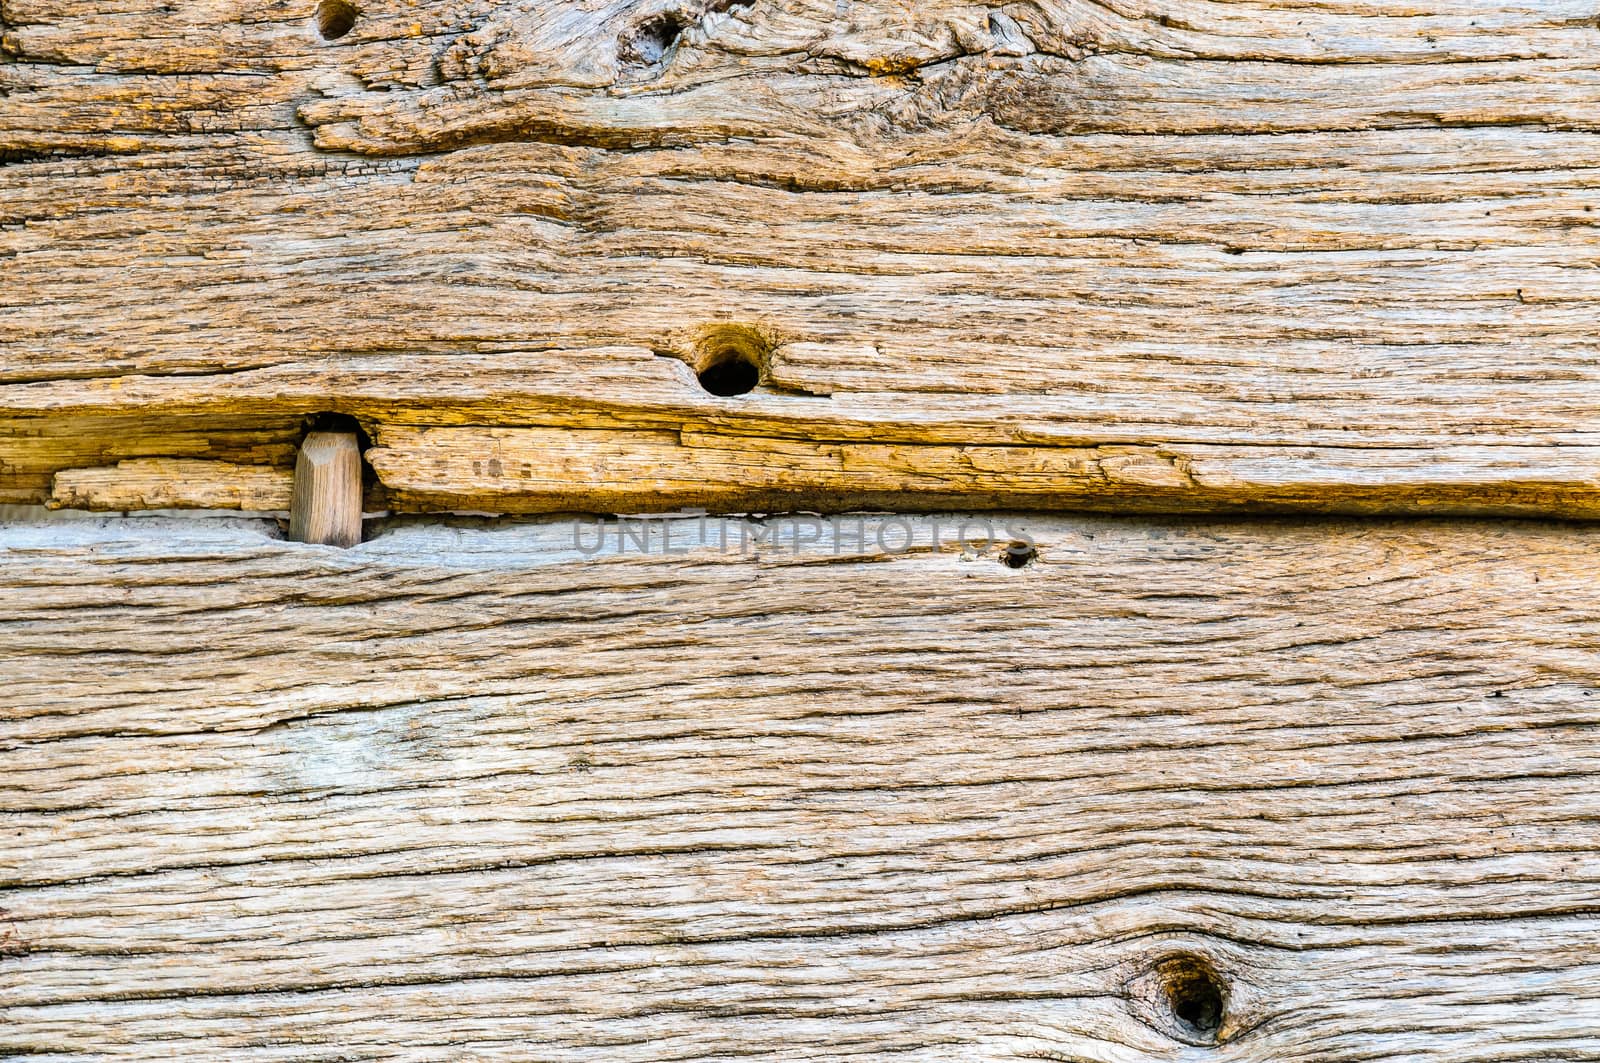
[315,0,357,41]
[617,0,755,71]
[619,11,687,66]
[1155,952,1229,1044]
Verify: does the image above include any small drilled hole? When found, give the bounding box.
[1002,542,1037,568]
[621,12,686,66]
[1158,954,1227,1042]
[684,324,769,396]
[697,350,760,396]
[316,0,358,40]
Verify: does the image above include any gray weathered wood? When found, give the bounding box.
[2,514,1598,1059]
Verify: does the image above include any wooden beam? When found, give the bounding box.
[365,424,1600,517]
[4,2,1600,514]
[2,515,1598,1058]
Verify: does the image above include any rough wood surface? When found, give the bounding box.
[3,514,1599,1059]
[367,425,1600,516]
[5,1,1600,513]
[47,457,294,511]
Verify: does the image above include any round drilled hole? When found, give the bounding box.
[621,11,686,66]
[1157,954,1227,1043]
[684,324,769,397]
[697,351,760,396]
[316,0,358,40]
[1002,541,1037,568]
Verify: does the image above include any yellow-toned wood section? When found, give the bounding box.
[48,458,294,511]
[2,515,1598,1059]
[366,425,1600,516]
[5,1,1600,514]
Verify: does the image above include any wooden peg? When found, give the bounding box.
[289,430,363,547]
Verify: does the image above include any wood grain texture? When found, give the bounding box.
[4,1,1600,513]
[3,514,1599,1059]
[367,424,1600,516]
[47,457,294,511]
[289,429,364,544]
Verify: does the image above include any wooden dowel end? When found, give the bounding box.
[289,430,363,547]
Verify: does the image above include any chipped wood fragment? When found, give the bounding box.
[47,458,294,512]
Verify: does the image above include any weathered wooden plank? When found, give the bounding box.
[3,514,1598,1058]
[365,424,1600,515]
[4,2,1600,512]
